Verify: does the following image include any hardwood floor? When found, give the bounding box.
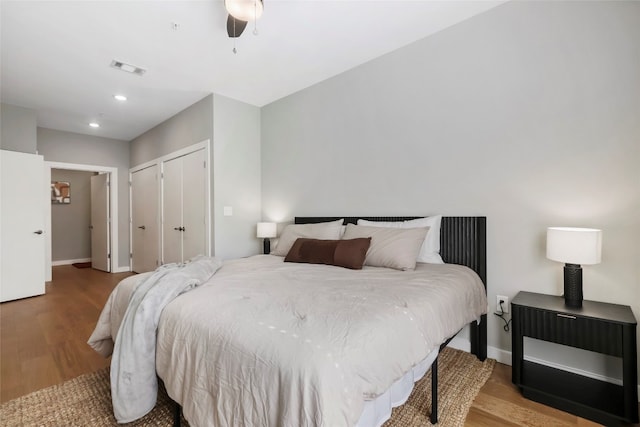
[0,265,132,403]
[1,265,638,426]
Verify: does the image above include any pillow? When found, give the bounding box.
[342,224,428,270]
[284,238,371,270]
[271,219,344,256]
[357,216,443,264]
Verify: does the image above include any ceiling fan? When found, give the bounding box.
[226,0,264,38]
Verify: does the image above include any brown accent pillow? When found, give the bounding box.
[284,238,371,270]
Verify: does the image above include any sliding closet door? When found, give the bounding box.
[181,149,206,260]
[162,157,183,264]
[131,165,159,273]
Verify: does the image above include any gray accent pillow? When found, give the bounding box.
[271,219,344,256]
[358,216,443,264]
[342,223,429,271]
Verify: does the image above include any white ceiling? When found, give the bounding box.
[1,0,504,141]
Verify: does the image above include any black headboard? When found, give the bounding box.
[294,216,487,288]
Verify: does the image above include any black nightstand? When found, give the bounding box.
[511,291,638,425]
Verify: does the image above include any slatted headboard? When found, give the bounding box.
[294,216,487,287]
[294,216,488,360]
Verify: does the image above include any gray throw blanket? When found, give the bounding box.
[110,256,222,423]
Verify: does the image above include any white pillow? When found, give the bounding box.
[357,216,443,264]
[342,224,428,271]
[271,219,344,257]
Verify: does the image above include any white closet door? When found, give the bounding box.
[90,174,110,272]
[0,150,45,302]
[181,149,207,260]
[131,165,159,273]
[162,156,183,264]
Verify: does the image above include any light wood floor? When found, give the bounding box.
[1,266,637,426]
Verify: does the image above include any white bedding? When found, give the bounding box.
[92,255,486,427]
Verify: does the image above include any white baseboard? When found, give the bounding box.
[113,265,131,273]
[52,259,130,274]
[447,337,640,402]
[51,258,91,266]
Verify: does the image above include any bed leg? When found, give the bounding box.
[430,355,438,424]
[173,401,181,427]
[470,314,487,361]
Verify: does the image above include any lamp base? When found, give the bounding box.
[263,238,271,255]
[563,263,583,308]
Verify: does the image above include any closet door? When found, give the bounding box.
[161,148,207,264]
[162,156,183,264]
[0,150,45,302]
[181,149,206,260]
[131,165,159,273]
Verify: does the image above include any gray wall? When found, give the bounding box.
[37,128,131,268]
[50,169,94,261]
[261,0,640,380]
[0,103,37,153]
[130,93,262,259]
[213,94,262,259]
[129,94,214,166]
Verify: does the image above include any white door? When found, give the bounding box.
[162,156,183,264]
[0,150,46,302]
[161,148,207,264]
[181,149,206,260]
[131,165,159,273]
[90,173,110,272]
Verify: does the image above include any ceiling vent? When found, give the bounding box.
[110,60,146,76]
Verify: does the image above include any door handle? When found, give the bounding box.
[174,226,185,231]
[138,225,146,230]
[34,230,44,235]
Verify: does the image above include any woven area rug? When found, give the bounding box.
[0,347,494,427]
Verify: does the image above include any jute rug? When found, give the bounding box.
[0,347,494,427]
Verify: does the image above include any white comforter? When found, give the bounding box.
[106,256,222,423]
[93,255,486,427]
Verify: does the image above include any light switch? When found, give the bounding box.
[223,206,233,216]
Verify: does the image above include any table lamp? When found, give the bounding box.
[257,222,277,254]
[546,227,602,308]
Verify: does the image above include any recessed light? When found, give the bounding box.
[89,122,100,128]
[114,94,127,101]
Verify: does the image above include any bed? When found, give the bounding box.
[90,216,487,426]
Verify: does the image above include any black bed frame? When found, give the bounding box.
[295,216,488,425]
[173,216,487,426]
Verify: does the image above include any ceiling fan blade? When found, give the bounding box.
[227,15,247,38]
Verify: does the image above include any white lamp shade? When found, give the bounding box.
[257,222,277,239]
[225,0,263,22]
[546,227,602,265]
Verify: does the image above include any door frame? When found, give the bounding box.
[44,161,120,281]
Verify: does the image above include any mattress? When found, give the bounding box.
[92,255,486,426]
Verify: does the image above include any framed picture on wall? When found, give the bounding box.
[51,181,70,204]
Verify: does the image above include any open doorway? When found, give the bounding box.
[44,161,119,282]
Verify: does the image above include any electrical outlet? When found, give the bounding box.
[496,295,509,314]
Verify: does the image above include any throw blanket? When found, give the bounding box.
[89,256,222,424]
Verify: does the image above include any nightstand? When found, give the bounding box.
[511,291,638,425]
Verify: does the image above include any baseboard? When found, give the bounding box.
[446,336,512,365]
[52,259,130,273]
[51,258,91,266]
[447,337,640,402]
